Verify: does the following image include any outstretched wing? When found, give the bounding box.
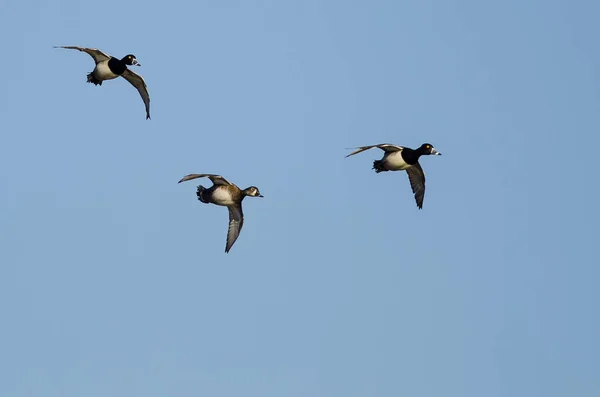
[345,144,404,158]
[225,205,244,253]
[406,163,426,209]
[121,69,151,120]
[54,46,111,64]
[178,174,233,186]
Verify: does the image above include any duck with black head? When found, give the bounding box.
[55,46,151,119]
[346,143,441,209]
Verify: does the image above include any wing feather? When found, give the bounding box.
[406,163,426,209]
[226,205,244,253]
[178,174,233,186]
[54,46,111,63]
[121,69,151,120]
[345,144,404,158]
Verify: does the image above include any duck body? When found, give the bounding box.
[374,150,411,171]
[197,184,238,206]
[88,56,131,84]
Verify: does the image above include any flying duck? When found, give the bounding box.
[178,174,264,253]
[55,46,151,119]
[346,143,441,209]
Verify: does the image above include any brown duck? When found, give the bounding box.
[178,174,263,253]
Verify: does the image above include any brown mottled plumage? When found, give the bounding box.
[178,174,263,253]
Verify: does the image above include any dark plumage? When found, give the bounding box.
[346,143,441,209]
[54,46,151,119]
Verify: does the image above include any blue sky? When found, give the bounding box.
[1,0,598,396]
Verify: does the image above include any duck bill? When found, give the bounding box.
[432,149,441,155]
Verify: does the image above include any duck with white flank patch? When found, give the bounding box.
[178,174,263,253]
[346,143,441,209]
[55,46,151,119]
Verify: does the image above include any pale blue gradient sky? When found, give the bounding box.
[0,1,598,396]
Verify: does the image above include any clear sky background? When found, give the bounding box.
[0,0,598,396]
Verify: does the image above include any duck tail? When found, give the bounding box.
[86,72,102,86]
[372,160,386,173]
[196,185,209,203]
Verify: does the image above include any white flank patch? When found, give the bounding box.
[384,151,409,170]
[93,61,118,80]
[211,188,235,206]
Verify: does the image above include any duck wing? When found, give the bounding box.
[405,163,426,209]
[121,69,151,120]
[345,144,404,158]
[54,46,111,64]
[178,174,233,186]
[226,205,244,253]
